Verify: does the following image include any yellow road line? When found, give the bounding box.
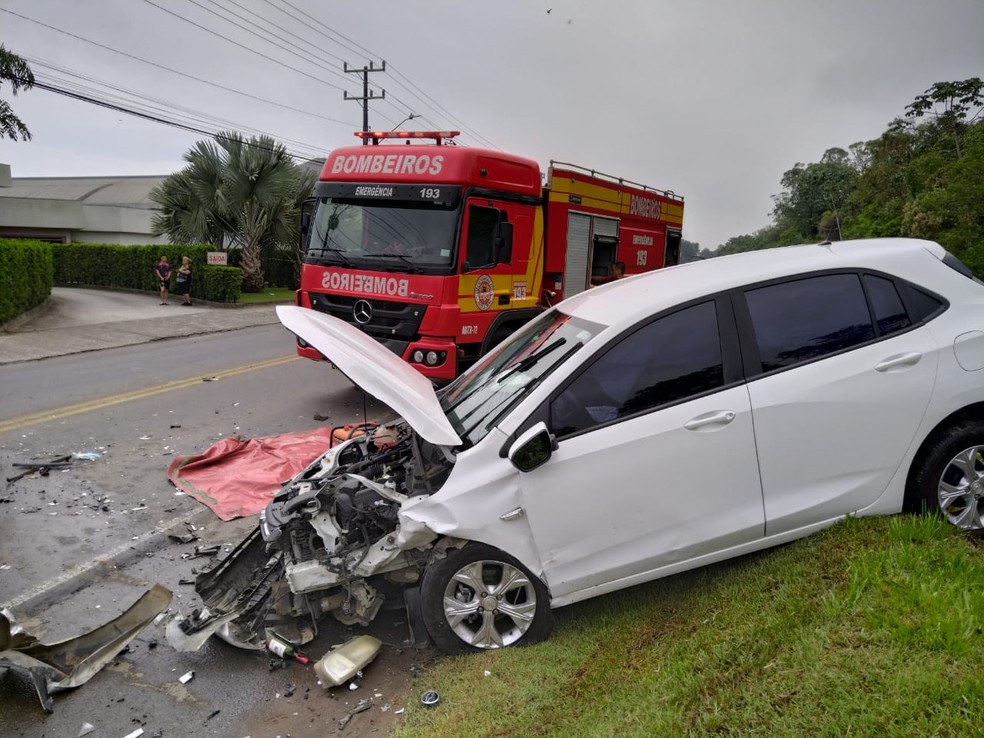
[0,354,299,434]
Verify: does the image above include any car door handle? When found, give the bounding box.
[684,410,736,431]
[874,352,922,373]
[500,507,525,521]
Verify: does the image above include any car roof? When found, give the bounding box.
[561,238,948,328]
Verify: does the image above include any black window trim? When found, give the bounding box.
[733,267,950,382]
[513,292,743,446]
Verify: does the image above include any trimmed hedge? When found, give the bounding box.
[204,266,242,303]
[0,239,55,323]
[52,242,241,303]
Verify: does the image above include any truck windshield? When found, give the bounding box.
[440,310,605,446]
[306,197,460,272]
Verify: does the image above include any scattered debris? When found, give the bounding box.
[7,454,73,483]
[204,709,220,722]
[178,670,195,684]
[139,435,152,441]
[421,690,441,708]
[78,722,96,736]
[170,424,182,429]
[338,698,373,731]
[72,452,102,461]
[0,585,172,712]
[202,376,219,382]
[312,413,330,422]
[122,729,144,738]
[313,636,382,689]
[180,544,220,560]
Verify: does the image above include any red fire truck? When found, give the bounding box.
[295,130,684,381]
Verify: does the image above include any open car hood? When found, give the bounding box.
[277,306,462,447]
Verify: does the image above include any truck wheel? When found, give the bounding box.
[420,543,553,653]
[907,420,984,530]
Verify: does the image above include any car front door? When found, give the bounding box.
[515,298,765,602]
[738,272,939,536]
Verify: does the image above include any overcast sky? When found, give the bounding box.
[2,0,983,248]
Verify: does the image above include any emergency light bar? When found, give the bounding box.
[355,130,460,145]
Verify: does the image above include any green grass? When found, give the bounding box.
[395,516,984,738]
[236,287,295,304]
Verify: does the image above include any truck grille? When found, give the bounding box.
[307,293,425,344]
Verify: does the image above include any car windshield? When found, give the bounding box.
[441,310,605,446]
[305,197,460,272]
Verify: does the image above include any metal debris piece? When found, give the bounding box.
[0,585,172,712]
[338,698,373,730]
[178,670,194,684]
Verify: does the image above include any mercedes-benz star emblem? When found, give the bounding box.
[352,299,373,325]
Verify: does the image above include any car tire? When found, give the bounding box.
[420,543,553,653]
[907,420,984,530]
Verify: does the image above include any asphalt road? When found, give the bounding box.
[0,322,430,737]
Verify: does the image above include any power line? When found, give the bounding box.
[263,0,496,147]
[184,0,356,88]
[26,77,325,163]
[138,0,350,93]
[0,8,357,128]
[26,56,328,156]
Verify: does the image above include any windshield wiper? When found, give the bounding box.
[311,229,352,266]
[496,337,567,384]
[362,253,424,273]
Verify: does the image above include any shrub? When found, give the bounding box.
[0,238,54,324]
[204,266,242,303]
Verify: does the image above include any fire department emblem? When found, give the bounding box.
[474,275,495,311]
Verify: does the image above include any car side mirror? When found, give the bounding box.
[508,422,558,472]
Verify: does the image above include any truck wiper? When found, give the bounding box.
[362,253,423,273]
[312,228,352,266]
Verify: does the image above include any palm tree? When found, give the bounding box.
[151,132,315,291]
[0,44,35,141]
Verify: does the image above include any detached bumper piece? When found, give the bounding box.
[0,584,172,712]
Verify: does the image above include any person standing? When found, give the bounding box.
[176,256,193,305]
[154,255,171,305]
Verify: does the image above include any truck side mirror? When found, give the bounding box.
[299,199,315,250]
[494,221,513,264]
[508,422,558,473]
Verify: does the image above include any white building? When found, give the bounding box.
[0,163,167,244]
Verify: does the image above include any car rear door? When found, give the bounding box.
[737,272,939,536]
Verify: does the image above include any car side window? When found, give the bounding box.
[864,275,911,336]
[906,285,947,323]
[746,274,875,373]
[550,301,723,437]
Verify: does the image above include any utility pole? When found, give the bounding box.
[343,60,386,144]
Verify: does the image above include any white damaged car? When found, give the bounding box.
[169,238,984,653]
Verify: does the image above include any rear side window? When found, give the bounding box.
[551,301,723,437]
[864,275,911,335]
[906,286,947,323]
[746,274,874,372]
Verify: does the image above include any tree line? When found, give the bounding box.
[711,78,984,274]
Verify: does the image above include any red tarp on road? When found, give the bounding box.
[167,428,336,520]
